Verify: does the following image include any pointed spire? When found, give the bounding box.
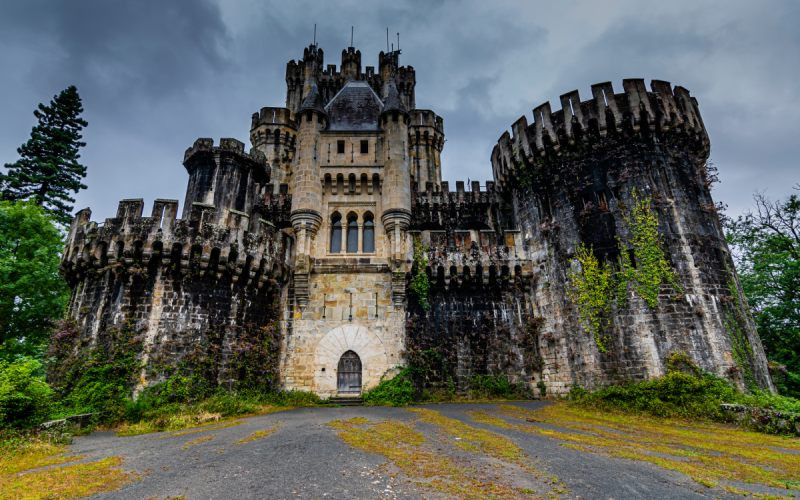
[381,81,406,116]
[300,84,327,117]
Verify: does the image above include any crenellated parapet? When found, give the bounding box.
[414,226,532,290]
[61,196,292,289]
[182,137,270,222]
[411,180,498,230]
[491,79,709,190]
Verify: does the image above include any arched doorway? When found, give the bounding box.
[337,350,362,394]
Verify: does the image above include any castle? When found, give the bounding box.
[59,43,774,398]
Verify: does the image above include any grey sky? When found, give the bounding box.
[1,0,798,220]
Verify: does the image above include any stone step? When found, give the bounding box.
[328,396,364,406]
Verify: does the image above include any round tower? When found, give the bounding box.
[379,82,411,270]
[408,110,444,190]
[491,78,773,393]
[290,84,327,305]
[250,107,297,193]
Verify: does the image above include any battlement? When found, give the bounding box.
[250,107,296,129]
[183,137,267,165]
[62,197,291,289]
[491,79,710,189]
[411,181,498,231]
[409,109,444,133]
[414,228,532,288]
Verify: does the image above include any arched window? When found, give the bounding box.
[330,212,342,253]
[346,213,359,253]
[362,212,374,253]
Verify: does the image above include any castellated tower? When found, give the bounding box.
[489,79,773,393]
[58,41,772,399]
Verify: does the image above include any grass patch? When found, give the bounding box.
[0,437,133,498]
[182,434,215,450]
[329,412,566,498]
[116,400,294,436]
[471,402,800,495]
[237,426,279,444]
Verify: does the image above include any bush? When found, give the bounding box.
[469,374,530,400]
[567,353,800,424]
[363,368,416,406]
[0,357,54,428]
[568,371,739,419]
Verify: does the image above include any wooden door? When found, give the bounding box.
[337,350,362,394]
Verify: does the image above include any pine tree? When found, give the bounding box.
[0,86,88,226]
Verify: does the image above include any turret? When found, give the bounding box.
[341,46,361,81]
[380,82,411,303]
[250,107,297,193]
[409,110,444,190]
[182,138,269,224]
[290,85,327,305]
[378,50,399,98]
[285,44,325,113]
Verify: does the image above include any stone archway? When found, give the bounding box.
[313,324,389,396]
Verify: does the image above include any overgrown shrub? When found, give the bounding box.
[0,357,54,428]
[568,353,800,425]
[362,368,416,406]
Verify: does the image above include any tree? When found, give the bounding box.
[0,86,88,226]
[0,201,69,359]
[726,187,800,397]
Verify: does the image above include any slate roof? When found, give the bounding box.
[381,81,407,116]
[299,84,327,116]
[325,81,384,131]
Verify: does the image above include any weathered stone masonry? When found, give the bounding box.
[59,42,773,397]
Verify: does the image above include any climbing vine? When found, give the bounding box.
[617,191,682,308]
[568,190,682,352]
[724,274,757,389]
[409,237,431,312]
[567,244,614,352]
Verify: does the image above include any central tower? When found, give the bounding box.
[268,44,443,396]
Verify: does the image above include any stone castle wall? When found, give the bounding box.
[60,187,291,393]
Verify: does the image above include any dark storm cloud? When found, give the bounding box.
[1,0,798,220]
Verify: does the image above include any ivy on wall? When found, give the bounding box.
[617,191,683,308]
[409,237,431,312]
[567,245,614,352]
[568,191,681,352]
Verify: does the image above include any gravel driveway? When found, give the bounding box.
[70,402,737,499]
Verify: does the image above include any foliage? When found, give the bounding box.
[409,238,431,312]
[0,357,54,428]
[53,324,143,423]
[469,374,529,399]
[0,86,88,226]
[725,188,800,397]
[566,244,614,352]
[0,201,69,360]
[723,275,757,389]
[362,368,416,406]
[617,191,682,307]
[227,322,282,391]
[568,353,800,424]
[567,191,681,351]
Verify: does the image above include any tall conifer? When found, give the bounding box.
[1,86,88,225]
